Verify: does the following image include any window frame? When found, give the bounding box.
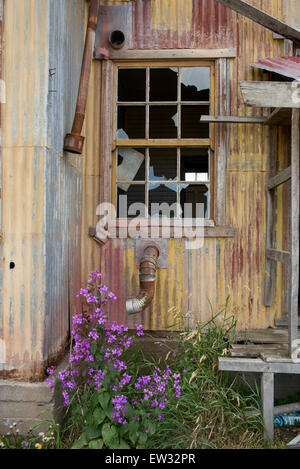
[99,55,235,238]
[112,60,215,221]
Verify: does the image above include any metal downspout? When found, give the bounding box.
[63,0,100,154]
[126,245,159,315]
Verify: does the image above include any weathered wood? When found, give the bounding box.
[201,115,267,124]
[218,357,300,373]
[240,82,300,108]
[116,139,211,147]
[230,343,287,358]
[264,127,278,306]
[266,248,290,265]
[235,327,300,344]
[214,0,300,44]
[261,372,274,441]
[268,166,291,190]
[286,433,300,448]
[289,109,300,357]
[274,402,300,416]
[101,48,237,61]
[265,108,292,126]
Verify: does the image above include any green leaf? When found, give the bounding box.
[98,392,110,410]
[88,439,104,449]
[138,432,147,446]
[102,423,119,448]
[71,433,88,449]
[85,425,102,441]
[93,407,106,426]
[116,439,131,449]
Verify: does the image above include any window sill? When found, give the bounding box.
[89,222,235,243]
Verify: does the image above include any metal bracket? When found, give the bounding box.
[135,239,168,269]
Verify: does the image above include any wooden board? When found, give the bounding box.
[230,343,287,358]
[214,0,300,44]
[200,115,267,124]
[103,48,237,61]
[218,357,300,373]
[240,82,300,108]
[235,328,300,344]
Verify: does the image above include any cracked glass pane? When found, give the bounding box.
[149,148,177,181]
[149,106,178,138]
[117,148,146,190]
[181,105,209,138]
[180,183,210,218]
[117,106,146,139]
[181,67,210,101]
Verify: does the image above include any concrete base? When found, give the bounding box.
[0,379,64,436]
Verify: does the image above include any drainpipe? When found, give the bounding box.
[63,0,100,154]
[126,245,159,315]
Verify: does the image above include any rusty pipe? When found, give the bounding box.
[126,245,159,315]
[63,0,100,154]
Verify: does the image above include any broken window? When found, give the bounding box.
[115,64,213,219]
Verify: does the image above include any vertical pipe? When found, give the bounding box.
[63,0,100,154]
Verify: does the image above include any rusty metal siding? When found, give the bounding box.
[1,0,85,379]
[85,0,295,332]
[251,56,300,80]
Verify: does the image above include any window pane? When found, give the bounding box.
[117,148,145,185]
[149,106,178,138]
[181,105,209,138]
[150,68,178,102]
[118,69,146,102]
[181,67,210,101]
[149,148,177,181]
[149,184,178,218]
[117,184,146,218]
[180,184,209,218]
[180,148,209,182]
[117,106,145,139]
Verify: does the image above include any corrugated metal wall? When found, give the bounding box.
[0,0,298,380]
[83,0,296,332]
[1,0,85,380]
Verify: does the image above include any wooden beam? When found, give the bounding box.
[265,108,292,127]
[200,115,267,124]
[289,109,300,357]
[218,357,300,373]
[264,127,277,307]
[268,166,291,190]
[266,248,290,264]
[240,82,300,108]
[98,48,237,61]
[261,372,274,441]
[214,0,300,44]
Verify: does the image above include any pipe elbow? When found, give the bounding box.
[126,245,159,315]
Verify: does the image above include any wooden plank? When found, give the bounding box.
[266,248,290,264]
[289,109,300,357]
[235,328,300,344]
[214,0,300,44]
[265,108,292,126]
[261,372,274,441]
[230,343,287,358]
[264,127,278,306]
[101,48,237,61]
[274,402,300,416]
[268,166,291,190]
[201,115,267,124]
[218,357,300,373]
[116,139,211,147]
[240,82,300,108]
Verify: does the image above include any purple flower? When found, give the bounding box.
[21,440,29,448]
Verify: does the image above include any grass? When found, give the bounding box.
[1,300,298,449]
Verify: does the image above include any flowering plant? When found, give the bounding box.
[46,271,181,449]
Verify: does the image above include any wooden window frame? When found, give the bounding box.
[99,56,235,238]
